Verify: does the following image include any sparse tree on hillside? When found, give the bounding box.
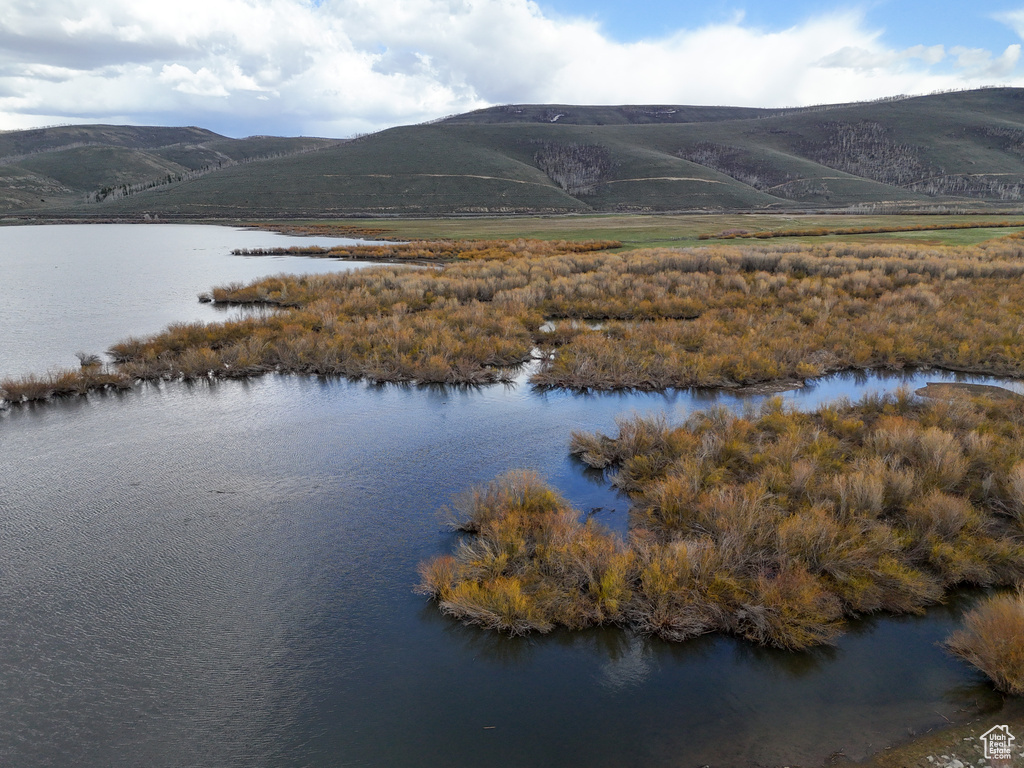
[534,143,612,196]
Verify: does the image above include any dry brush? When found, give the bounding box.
[6,238,1024,405]
[420,391,1024,652]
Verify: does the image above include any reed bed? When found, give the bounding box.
[419,392,1024,650]
[0,368,132,403]
[246,223,393,239]
[6,238,1024,405]
[230,238,622,260]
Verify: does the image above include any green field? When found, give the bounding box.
[256,213,1024,249]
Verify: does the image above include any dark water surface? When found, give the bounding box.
[0,223,380,377]
[0,225,1018,767]
[2,372,1015,768]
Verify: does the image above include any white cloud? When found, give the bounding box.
[818,44,947,71]
[159,64,230,97]
[950,44,1021,78]
[0,1,1022,137]
[995,9,1024,39]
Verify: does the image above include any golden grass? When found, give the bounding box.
[420,392,1024,649]
[0,368,131,403]
[415,470,632,634]
[947,587,1024,695]
[230,238,622,261]
[6,237,1024,404]
[245,222,394,239]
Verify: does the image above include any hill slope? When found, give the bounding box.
[9,88,1024,216]
[0,125,341,212]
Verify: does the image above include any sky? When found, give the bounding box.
[3,1,1024,138]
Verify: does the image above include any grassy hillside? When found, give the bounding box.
[0,124,341,212]
[95,125,592,216]
[10,88,1024,216]
[0,125,221,158]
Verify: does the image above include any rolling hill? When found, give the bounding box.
[0,125,341,212]
[7,88,1024,217]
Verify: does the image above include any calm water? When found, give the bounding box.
[0,225,1018,767]
[0,224,381,377]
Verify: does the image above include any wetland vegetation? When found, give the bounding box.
[418,390,1024,652]
[947,586,1024,695]
[8,234,1024,403]
[228,238,622,261]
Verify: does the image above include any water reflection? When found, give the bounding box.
[0,223,387,377]
[3,361,1023,766]
[595,635,653,691]
[732,638,840,678]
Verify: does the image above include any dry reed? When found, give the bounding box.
[7,238,1024,406]
[420,392,1024,650]
[947,587,1024,695]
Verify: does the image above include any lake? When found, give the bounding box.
[0,224,382,378]
[0,224,1015,767]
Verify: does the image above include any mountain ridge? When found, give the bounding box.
[6,88,1024,216]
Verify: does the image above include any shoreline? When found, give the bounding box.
[856,697,1024,768]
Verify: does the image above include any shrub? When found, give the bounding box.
[422,391,1024,649]
[441,577,554,636]
[17,238,1024,406]
[946,587,1024,695]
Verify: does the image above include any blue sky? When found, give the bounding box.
[2,1,1024,137]
[538,0,1019,50]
